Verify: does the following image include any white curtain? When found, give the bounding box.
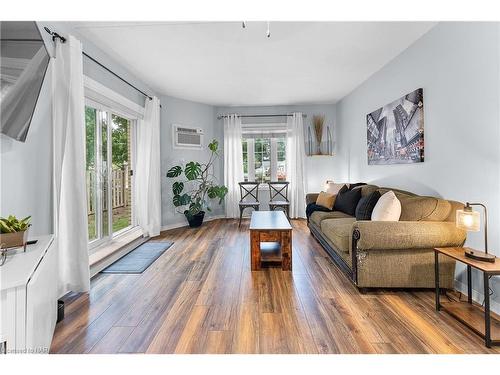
[223,114,244,218]
[286,112,307,219]
[135,96,162,237]
[53,35,90,295]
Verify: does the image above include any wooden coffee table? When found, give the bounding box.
[249,211,292,271]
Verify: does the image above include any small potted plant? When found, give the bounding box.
[0,215,31,251]
[166,139,228,228]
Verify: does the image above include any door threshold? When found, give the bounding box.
[89,226,146,277]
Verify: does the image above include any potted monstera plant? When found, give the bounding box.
[166,139,228,228]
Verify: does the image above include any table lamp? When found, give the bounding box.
[456,202,495,262]
[324,180,334,191]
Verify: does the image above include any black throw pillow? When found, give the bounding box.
[336,184,349,195]
[349,182,367,190]
[355,191,381,220]
[333,186,362,216]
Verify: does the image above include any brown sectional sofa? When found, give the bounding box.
[306,184,467,289]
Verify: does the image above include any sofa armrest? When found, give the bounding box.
[306,193,319,205]
[353,221,466,251]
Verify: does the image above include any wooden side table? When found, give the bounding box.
[434,247,500,347]
[249,211,292,271]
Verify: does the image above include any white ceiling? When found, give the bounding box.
[71,22,436,106]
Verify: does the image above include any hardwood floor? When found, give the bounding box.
[50,219,500,354]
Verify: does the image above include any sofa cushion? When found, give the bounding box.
[333,186,362,216]
[428,199,454,221]
[397,195,450,221]
[378,187,417,198]
[310,210,352,227]
[371,191,401,221]
[320,218,356,253]
[355,190,381,220]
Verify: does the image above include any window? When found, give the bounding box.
[85,104,135,247]
[242,136,286,184]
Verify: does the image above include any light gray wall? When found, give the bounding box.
[335,22,500,308]
[160,95,224,228]
[160,101,339,224]
[215,103,341,196]
[0,21,156,236]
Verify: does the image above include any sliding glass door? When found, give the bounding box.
[110,113,133,233]
[85,104,134,248]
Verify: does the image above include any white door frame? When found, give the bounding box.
[85,103,138,252]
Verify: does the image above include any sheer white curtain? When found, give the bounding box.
[53,35,90,295]
[223,114,244,218]
[286,112,307,218]
[135,96,162,237]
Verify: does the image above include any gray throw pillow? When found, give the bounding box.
[355,191,381,220]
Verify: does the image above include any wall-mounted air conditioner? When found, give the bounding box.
[173,125,204,149]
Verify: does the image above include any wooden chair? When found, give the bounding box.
[268,181,290,220]
[238,182,260,227]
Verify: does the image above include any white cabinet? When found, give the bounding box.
[0,236,57,354]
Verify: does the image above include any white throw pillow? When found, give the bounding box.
[325,182,346,195]
[371,191,401,221]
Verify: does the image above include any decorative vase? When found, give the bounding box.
[185,211,205,228]
[0,229,29,251]
[313,115,325,156]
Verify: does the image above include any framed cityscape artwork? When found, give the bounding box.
[366,88,424,165]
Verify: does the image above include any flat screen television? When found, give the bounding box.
[1,21,50,142]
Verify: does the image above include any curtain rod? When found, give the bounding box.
[81,52,154,101]
[44,27,155,102]
[217,113,307,120]
[1,38,45,42]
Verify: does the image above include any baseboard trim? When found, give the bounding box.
[161,215,226,232]
[454,279,500,314]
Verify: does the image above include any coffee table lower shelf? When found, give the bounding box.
[260,242,282,263]
[441,301,500,345]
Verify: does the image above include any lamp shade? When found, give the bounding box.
[456,209,480,231]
